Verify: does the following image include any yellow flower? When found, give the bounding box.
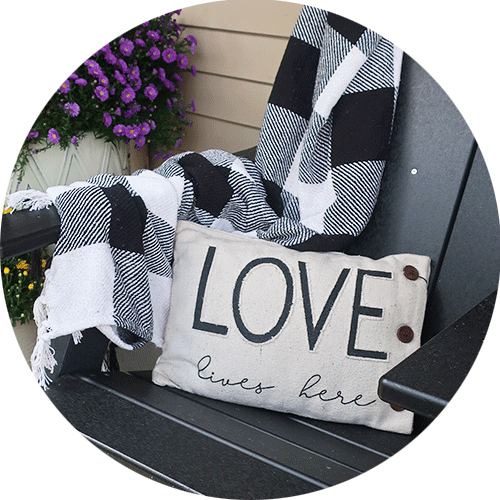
[16,260,30,271]
[3,267,10,274]
[2,207,12,214]
[28,283,34,290]
[42,259,47,268]
[23,271,28,276]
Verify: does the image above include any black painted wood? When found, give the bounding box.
[378,292,495,418]
[45,371,413,498]
[0,204,60,259]
[347,55,476,305]
[423,147,500,338]
[50,327,109,378]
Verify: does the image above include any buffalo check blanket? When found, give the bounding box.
[7,6,403,389]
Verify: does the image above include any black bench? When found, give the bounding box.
[2,54,499,498]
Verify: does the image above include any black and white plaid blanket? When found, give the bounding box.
[8,7,403,388]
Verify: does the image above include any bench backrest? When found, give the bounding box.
[347,54,499,342]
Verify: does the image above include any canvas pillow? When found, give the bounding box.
[153,221,431,434]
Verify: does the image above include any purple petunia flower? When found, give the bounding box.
[104,51,117,65]
[85,60,101,77]
[124,125,139,139]
[175,137,182,149]
[71,136,78,145]
[149,119,156,130]
[28,129,39,139]
[191,65,197,76]
[69,73,78,80]
[185,35,197,55]
[140,122,151,135]
[173,73,183,82]
[95,86,109,102]
[142,21,149,27]
[116,107,122,116]
[64,102,80,117]
[135,136,146,148]
[84,59,100,71]
[135,38,146,47]
[119,38,134,56]
[129,65,140,78]
[130,77,142,91]
[75,78,88,86]
[144,84,158,101]
[164,79,175,92]
[114,70,127,86]
[190,99,196,113]
[121,87,136,103]
[118,59,128,72]
[103,112,113,127]
[130,78,142,92]
[113,124,126,136]
[59,80,71,94]
[148,47,161,60]
[162,48,176,64]
[147,30,160,41]
[89,67,102,78]
[98,73,109,87]
[166,99,172,111]
[48,128,60,144]
[124,104,141,119]
[176,53,188,69]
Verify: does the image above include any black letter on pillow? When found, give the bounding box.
[299,263,350,351]
[233,258,293,344]
[348,269,392,360]
[193,246,228,335]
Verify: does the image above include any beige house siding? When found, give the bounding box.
[149,0,302,168]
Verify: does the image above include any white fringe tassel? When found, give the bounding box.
[30,335,57,391]
[6,189,53,212]
[31,294,57,390]
[72,330,83,344]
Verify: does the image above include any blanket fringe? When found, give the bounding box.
[6,189,53,212]
[72,330,83,344]
[31,294,57,390]
[30,335,57,391]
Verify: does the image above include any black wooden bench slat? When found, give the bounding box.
[131,369,413,459]
[47,372,367,498]
[378,291,495,418]
[106,371,406,469]
[47,375,326,498]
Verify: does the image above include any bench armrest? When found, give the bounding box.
[1,206,61,259]
[378,292,495,419]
